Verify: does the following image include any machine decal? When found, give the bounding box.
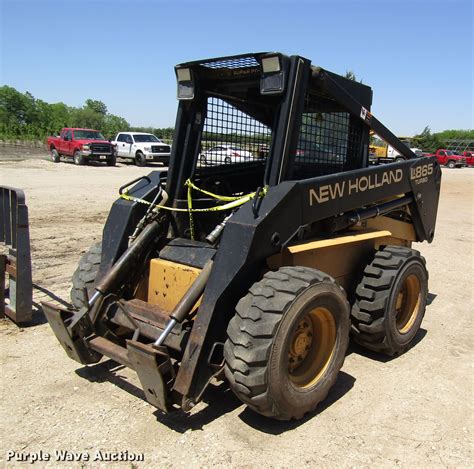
[309,169,403,205]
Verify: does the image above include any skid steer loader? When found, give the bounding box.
[42,52,441,420]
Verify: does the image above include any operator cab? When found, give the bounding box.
[166,52,373,241]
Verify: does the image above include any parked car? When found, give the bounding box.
[199,145,253,165]
[425,149,466,168]
[462,151,474,166]
[47,128,116,166]
[112,132,171,166]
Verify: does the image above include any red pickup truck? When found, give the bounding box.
[425,149,466,168]
[47,128,117,166]
[462,151,474,166]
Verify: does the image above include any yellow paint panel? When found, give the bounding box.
[148,259,202,313]
[287,230,392,254]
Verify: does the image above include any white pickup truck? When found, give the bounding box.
[112,132,171,166]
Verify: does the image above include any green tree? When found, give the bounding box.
[84,99,107,115]
[103,114,130,139]
[412,126,444,153]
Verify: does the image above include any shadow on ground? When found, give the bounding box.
[76,360,242,433]
[23,283,73,327]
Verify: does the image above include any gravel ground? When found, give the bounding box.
[0,157,472,468]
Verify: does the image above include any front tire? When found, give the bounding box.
[447,160,456,169]
[50,148,60,163]
[70,242,102,309]
[351,246,428,356]
[107,155,116,166]
[135,151,146,166]
[74,150,85,166]
[224,266,350,420]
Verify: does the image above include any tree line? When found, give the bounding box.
[410,127,474,152]
[0,85,174,142]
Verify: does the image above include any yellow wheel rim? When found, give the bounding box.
[288,307,336,389]
[395,274,422,334]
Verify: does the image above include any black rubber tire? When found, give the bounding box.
[107,155,116,166]
[224,266,350,420]
[135,151,146,166]
[395,157,405,162]
[70,242,102,309]
[224,156,231,164]
[447,160,456,169]
[200,155,207,165]
[50,148,60,163]
[351,246,428,356]
[74,150,85,166]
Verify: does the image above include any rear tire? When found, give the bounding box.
[74,150,85,166]
[135,151,146,166]
[351,246,428,356]
[224,266,350,420]
[50,148,60,163]
[70,242,102,309]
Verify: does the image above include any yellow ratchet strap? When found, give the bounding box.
[120,181,268,240]
[120,183,267,214]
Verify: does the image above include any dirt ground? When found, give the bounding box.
[0,154,473,468]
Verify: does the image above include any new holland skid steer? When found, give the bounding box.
[43,52,441,420]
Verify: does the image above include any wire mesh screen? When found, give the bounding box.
[200,56,260,70]
[199,97,271,168]
[289,93,363,178]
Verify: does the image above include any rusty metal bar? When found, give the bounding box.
[88,336,135,369]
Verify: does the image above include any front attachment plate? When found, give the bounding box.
[126,340,174,412]
[42,301,102,364]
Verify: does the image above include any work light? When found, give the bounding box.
[260,54,285,95]
[176,67,194,100]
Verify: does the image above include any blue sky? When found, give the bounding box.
[1,0,472,135]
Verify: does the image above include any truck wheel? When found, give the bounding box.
[135,151,146,166]
[74,150,85,166]
[107,155,116,166]
[351,246,428,356]
[447,160,456,169]
[50,148,60,163]
[224,266,350,420]
[70,242,102,310]
[395,157,405,162]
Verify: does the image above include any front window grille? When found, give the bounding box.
[199,97,271,168]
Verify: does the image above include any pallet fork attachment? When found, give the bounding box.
[0,186,33,324]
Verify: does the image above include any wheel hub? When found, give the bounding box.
[289,318,313,371]
[287,307,336,388]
